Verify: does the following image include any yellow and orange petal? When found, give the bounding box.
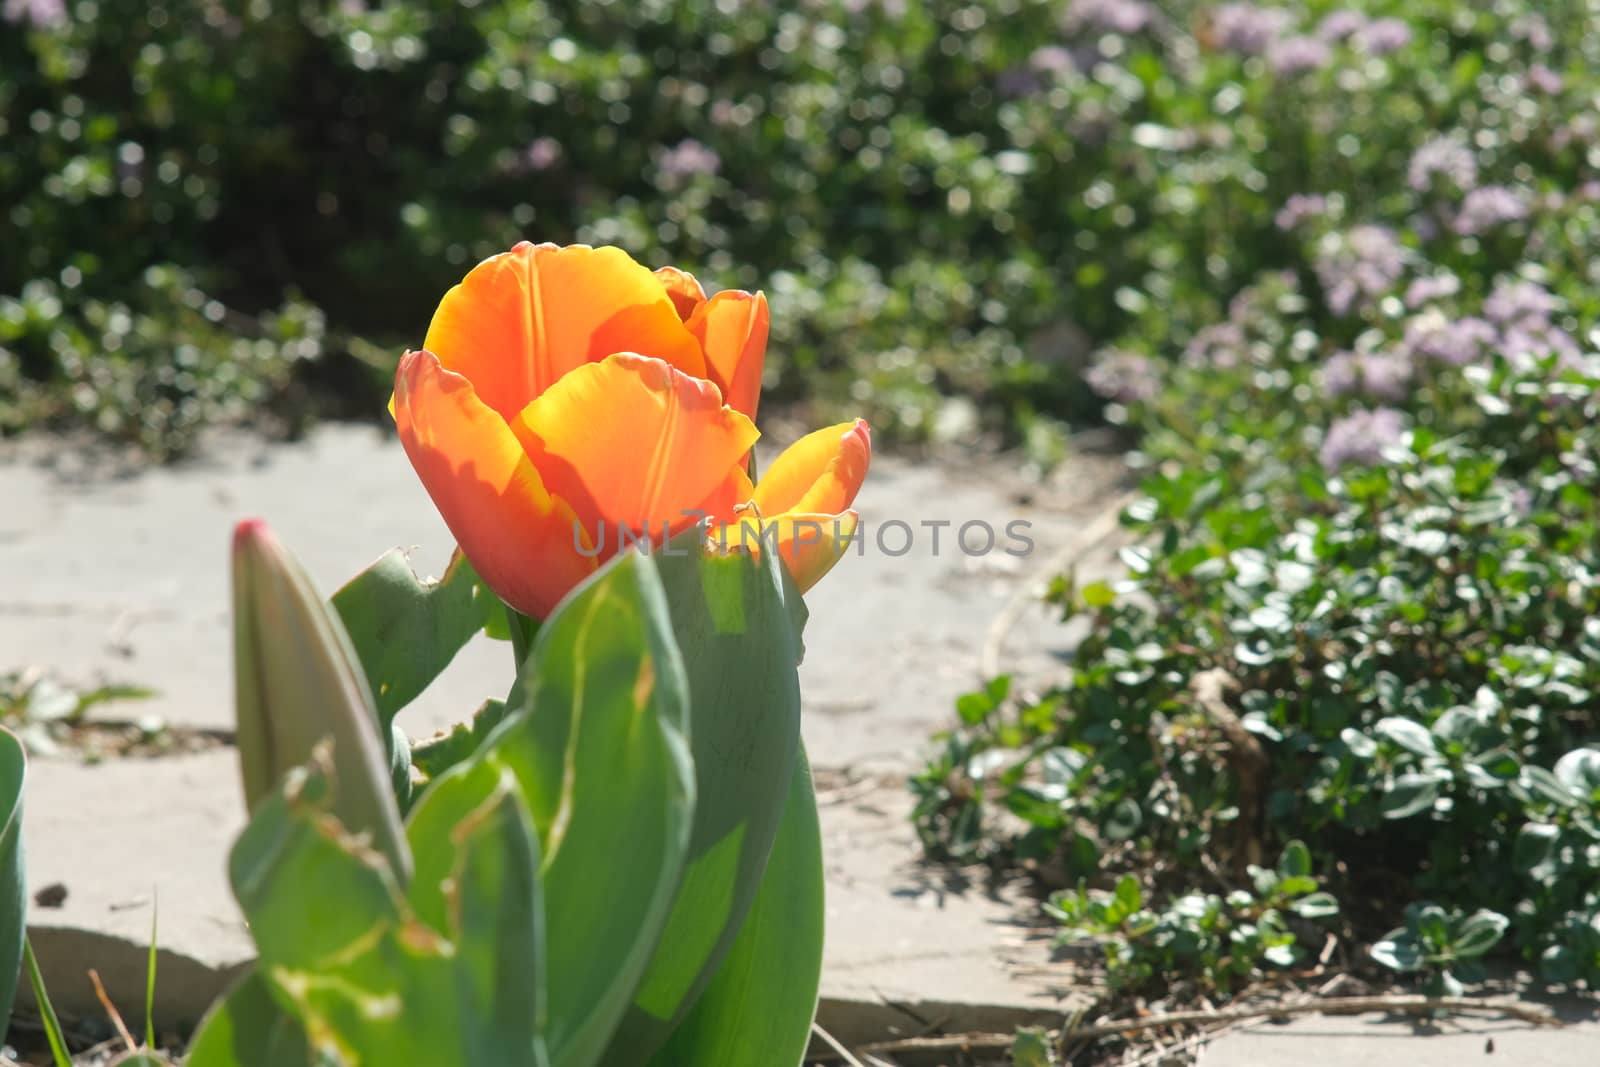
[391,350,596,619]
[751,419,871,518]
[654,265,707,321]
[710,510,861,593]
[422,242,706,421]
[511,353,759,541]
[686,290,769,422]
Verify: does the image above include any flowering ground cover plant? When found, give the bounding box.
[173,244,866,1066]
[916,1,1600,1004]
[9,0,1595,460]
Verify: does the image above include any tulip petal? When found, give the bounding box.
[393,350,596,620]
[711,510,861,593]
[751,419,871,517]
[512,353,759,541]
[654,265,706,321]
[686,290,769,421]
[423,242,706,421]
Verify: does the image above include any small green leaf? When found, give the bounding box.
[1011,1027,1059,1067]
[1104,797,1143,841]
[1453,911,1509,959]
[1291,892,1340,920]
[1374,718,1438,759]
[1081,581,1118,608]
[1513,823,1560,875]
[1277,839,1312,880]
[1370,933,1425,972]
[1521,765,1581,808]
[1381,773,1440,819]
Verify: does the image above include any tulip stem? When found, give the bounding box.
[506,607,538,674]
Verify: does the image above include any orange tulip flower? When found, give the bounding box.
[392,242,870,620]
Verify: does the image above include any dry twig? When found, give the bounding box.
[855,993,1562,1057]
[88,967,137,1051]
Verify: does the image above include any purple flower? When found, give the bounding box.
[1268,35,1331,76]
[1210,4,1295,56]
[1484,279,1559,325]
[1320,408,1406,471]
[1404,273,1460,308]
[1502,322,1581,369]
[1354,17,1412,56]
[1275,193,1328,231]
[1525,64,1564,95]
[1066,0,1155,35]
[1403,313,1496,367]
[3,0,66,25]
[521,136,563,172]
[1316,9,1366,42]
[1029,45,1075,74]
[1182,322,1246,369]
[1321,349,1411,401]
[1314,225,1406,317]
[1407,136,1478,193]
[1510,15,1554,54]
[1086,349,1162,403]
[658,139,721,181]
[1452,185,1530,236]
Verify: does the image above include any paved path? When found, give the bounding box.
[1,426,1127,1042]
[1198,999,1600,1067]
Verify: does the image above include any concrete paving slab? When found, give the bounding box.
[814,778,1090,1047]
[1198,1003,1600,1067]
[17,749,249,1029]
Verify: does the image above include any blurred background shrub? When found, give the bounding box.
[3,0,1593,458]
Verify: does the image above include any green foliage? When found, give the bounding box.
[14,0,1588,454]
[917,352,1600,992]
[915,2,1600,986]
[1047,844,1339,996]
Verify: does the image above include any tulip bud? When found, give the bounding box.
[230,519,412,884]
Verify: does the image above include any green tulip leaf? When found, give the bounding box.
[645,749,825,1067]
[183,970,320,1067]
[331,548,503,726]
[226,752,547,1066]
[411,698,509,783]
[485,550,695,1067]
[599,538,809,1065]
[0,727,24,1040]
